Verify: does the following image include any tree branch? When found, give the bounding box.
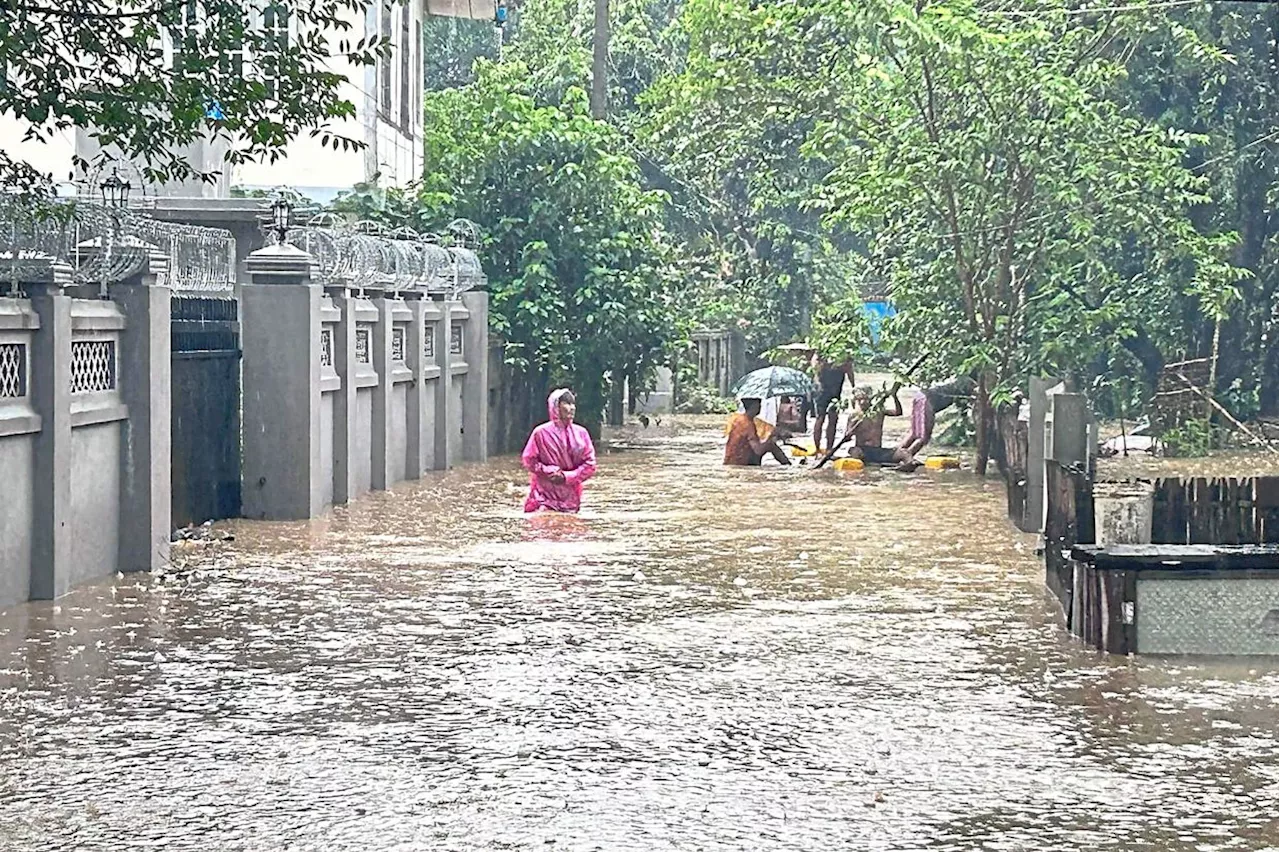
[3,0,189,20]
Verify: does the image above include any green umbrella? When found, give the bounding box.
[729,365,816,400]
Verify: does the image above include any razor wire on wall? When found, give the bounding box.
[0,195,236,296]
[0,194,486,299]
[285,215,485,298]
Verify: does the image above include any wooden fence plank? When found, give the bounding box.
[1240,479,1258,544]
[1152,478,1175,544]
[1170,479,1189,544]
[1189,477,1209,544]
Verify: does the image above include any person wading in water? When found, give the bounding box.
[893,377,977,464]
[846,384,904,464]
[724,398,792,467]
[811,353,856,456]
[521,389,597,513]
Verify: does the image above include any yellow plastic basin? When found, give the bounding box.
[833,457,865,472]
[924,456,960,470]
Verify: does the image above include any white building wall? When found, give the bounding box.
[0,1,427,204]
[0,127,77,185]
[237,0,425,200]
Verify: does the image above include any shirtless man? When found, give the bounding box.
[811,354,856,455]
[845,384,903,464]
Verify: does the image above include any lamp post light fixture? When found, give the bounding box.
[97,167,132,299]
[269,192,293,245]
[99,167,132,209]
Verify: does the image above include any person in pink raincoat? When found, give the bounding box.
[521,388,597,513]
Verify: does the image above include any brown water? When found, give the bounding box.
[0,426,1275,851]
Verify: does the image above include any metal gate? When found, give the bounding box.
[171,295,242,527]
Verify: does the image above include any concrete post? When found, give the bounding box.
[460,290,489,463]
[240,244,326,520]
[432,298,453,470]
[330,287,359,504]
[110,253,171,573]
[1047,392,1089,465]
[1026,376,1056,532]
[405,293,430,476]
[371,290,394,490]
[27,262,74,599]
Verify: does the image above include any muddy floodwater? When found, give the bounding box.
[0,426,1275,851]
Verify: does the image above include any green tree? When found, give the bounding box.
[1119,4,1278,417]
[410,61,681,432]
[634,0,859,357]
[0,0,383,189]
[423,13,505,92]
[660,0,1245,470]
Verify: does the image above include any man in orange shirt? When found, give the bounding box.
[724,398,792,466]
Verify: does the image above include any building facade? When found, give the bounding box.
[0,0,497,204]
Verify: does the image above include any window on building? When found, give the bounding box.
[164,0,200,70]
[399,2,411,133]
[262,2,290,99]
[179,0,199,53]
[379,1,393,117]
[414,26,422,131]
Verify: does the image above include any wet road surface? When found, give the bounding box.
[0,426,1275,851]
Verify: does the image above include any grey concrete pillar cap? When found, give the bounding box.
[245,243,314,280]
[10,258,74,289]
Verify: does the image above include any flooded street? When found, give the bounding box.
[0,426,1275,851]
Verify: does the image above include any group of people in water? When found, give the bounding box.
[724,354,974,469]
[518,358,974,513]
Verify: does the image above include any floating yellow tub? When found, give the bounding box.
[833,457,865,472]
[789,445,817,458]
[924,456,960,470]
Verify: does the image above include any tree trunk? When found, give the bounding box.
[590,0,609,120]
[996,404,1029,527]
[973,380,993,476]
[607,365,625,426]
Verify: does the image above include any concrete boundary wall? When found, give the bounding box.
[0,258,171,610]
[240,244,488,521]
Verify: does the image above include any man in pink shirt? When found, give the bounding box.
[521,388,598,513]
[893,377,976,463]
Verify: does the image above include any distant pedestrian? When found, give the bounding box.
[811,353,856,456]
[894,377,976,463]
[521,389,597,513]
[724,397,792,467]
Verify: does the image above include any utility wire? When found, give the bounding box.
[1190,130,1280,173]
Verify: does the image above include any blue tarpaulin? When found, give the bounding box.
[863,301,896,343]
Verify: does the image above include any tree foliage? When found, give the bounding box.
[369,61,680,428]
[633,0,859,355]
[0,0,382,189]
[422,12,504,92]
[1119,4,1278,417]
[635,0,1264,466]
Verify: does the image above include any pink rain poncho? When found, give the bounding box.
[521,389,597,513]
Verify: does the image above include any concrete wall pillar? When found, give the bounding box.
[330,287,359,503]
[431,298,453,470]
[1047,392,1089,465]
[460,290,489,464]
[110,253,171,573]
[405,294,430,476]
[240,245,325,520]
[26,262,74,600]
[371,289,394,490]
